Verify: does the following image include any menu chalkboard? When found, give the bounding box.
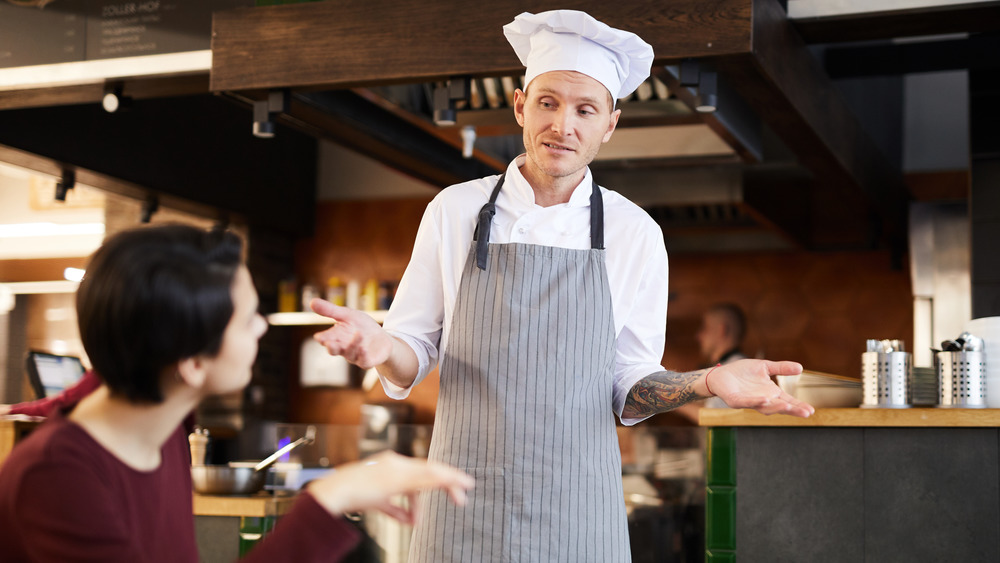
[0,0,253,69]
[0,1,88,67]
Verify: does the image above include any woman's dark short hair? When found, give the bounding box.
[76,224,244,403]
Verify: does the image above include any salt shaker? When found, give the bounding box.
[188,426,210,466]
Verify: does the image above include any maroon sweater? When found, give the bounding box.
[8,370,101,418]
[0,410,360,562]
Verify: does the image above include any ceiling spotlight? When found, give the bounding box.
[140,196,159,224]
[253,89,289,139]
[460,125,477,159]
[679,58,700,88]
[432,77,471,127]
[54,169,75,202]
[102,83,130,113]
[695,71,718,113]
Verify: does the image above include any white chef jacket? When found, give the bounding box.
[381,155,669,425]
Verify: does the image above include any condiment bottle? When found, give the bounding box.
[188,426,210,466]
[300,283,319,311]
[278,279,297,313]
[362,278,379,311]
[325,277,345,306]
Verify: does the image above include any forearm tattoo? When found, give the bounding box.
[622,369,706,418]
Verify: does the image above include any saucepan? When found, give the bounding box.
[191,426,316,495]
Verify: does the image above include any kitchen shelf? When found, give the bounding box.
[266,310,387,326]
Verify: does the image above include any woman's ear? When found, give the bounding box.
[175,356,208,390]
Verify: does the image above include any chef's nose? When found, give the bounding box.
[551,107,572,136]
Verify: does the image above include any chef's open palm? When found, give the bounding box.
[310,299,393,369]
[711,359,815,418]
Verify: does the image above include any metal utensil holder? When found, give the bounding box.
[861,351,911,408]
[936,350,987,408]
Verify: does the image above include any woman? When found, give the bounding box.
[0,225,473,562]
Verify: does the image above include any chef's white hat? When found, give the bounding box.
[503,10,654,102]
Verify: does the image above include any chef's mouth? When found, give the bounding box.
[543,142,574,152]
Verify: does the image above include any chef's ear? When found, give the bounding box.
[175,356,208,389]
[513,89,526,127]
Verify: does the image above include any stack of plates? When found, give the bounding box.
[778,371,863,408]
[911,367,938,406]
[966,317,1000,407]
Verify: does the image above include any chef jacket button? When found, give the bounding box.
[518,227,527,234]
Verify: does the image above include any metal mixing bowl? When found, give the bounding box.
[191,464,268,495]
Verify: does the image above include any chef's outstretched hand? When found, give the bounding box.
[310,298,393,369]
[307,451,475,525]
[709,359,815,418]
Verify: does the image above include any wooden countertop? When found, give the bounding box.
[698,407,1000,427]
[192,492,298,518]
[0,418,43,467]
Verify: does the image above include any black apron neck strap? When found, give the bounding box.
[473,173,505,269]
[474,173,605,270]
[589,179,604,250]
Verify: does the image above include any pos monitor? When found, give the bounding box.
[25,351,86,400]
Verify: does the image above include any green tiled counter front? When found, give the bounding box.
[706,427,736,560]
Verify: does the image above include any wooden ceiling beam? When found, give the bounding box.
[210,0,752,92]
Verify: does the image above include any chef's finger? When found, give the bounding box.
[310,298,365,323]
[763,360,803,376]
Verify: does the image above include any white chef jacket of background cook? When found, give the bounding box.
[380,155,669,426]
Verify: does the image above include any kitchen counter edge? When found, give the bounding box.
[698,407,1000,427]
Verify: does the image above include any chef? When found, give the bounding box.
[311,9,814,562]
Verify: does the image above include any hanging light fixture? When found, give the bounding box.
[695,71,718,113]
[253,90,289,139]
[432,77,471,126]
[140,196,159,223]
[54,168,75,201]
[102,82,131,113]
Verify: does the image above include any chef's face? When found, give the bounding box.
[697,311,725,360]
[200,266,268,395]
[514,70,620,184]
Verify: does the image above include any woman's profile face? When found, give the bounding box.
[200,266,268,395]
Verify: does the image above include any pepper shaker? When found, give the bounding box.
[188,426,210,466]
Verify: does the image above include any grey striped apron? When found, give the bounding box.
[409,173,630,562]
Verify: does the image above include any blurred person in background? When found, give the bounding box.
[675,302,750,420]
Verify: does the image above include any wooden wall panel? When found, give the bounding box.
[663,251,913,380]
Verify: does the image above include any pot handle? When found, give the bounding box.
[254,425,316,472]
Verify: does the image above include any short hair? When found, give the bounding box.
[76,224,244,403]
[709,302,747,344]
